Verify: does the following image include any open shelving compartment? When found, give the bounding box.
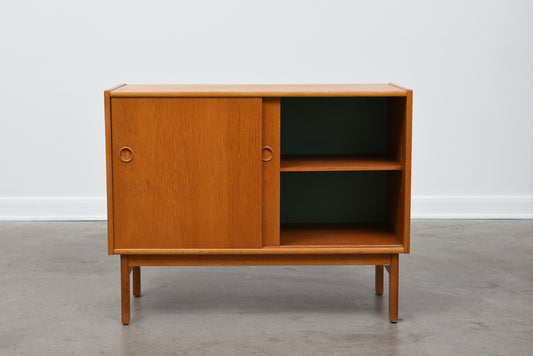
[279,96,408,251]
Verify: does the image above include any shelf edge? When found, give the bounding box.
[114,246,405,255]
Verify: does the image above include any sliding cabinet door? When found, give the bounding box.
[111,98,262,249]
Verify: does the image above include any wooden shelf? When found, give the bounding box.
[280,155,402,172]
[280,223,402,249]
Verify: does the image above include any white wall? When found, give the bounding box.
[1,0,532,219]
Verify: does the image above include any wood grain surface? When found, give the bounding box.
[280,155,402,172]
[403,91,413,252]
[132,266,141,297]
[104,83,126,254]
[262,98,281,246]
[120,255,130,324]
[110,84,407,97]
[127,254,392,266]
[114,245,404,254]
[386,92,413,253]
[389,254,399,322]
[280,223,402,248]
[111,98,262,249]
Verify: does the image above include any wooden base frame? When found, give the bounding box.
[119,254,400,324]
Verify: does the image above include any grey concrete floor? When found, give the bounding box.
[0,220,532,355]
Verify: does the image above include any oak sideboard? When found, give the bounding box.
[104,84,412,324]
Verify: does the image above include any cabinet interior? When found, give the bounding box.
[281,97,389,156]
[281,171,387,224]
[279,97,406,248]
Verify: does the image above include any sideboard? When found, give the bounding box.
[104,84,412,324]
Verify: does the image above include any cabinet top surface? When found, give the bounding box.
[109,84,410,97]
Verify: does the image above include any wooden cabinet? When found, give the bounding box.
[104,84,412,324]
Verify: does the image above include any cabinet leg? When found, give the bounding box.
[375,265,384,295]
[121,255,131,325]
[133,266,141,297]
[389,254,399,323]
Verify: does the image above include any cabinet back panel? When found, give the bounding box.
[281,97,388,155]
[280,171,387,224]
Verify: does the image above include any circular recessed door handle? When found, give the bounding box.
[119,147,133,163]
[262,146,274,162]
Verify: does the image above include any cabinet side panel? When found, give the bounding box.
[387,96,411,252]
[387,98,404,249]
[403,91,413,252]
[262,98,281,246]
[104,91,114,254]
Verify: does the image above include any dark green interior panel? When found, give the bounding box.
[281,97,389,155]
[280,171,387,224]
